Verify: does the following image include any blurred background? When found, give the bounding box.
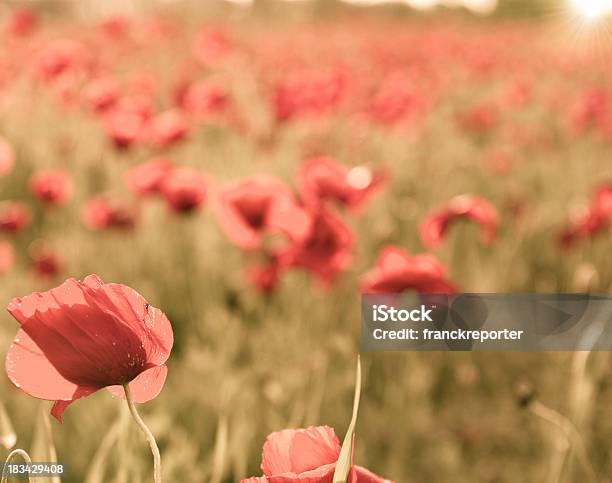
[0,0,612,482]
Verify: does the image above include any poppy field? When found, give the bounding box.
[1,2,612,482]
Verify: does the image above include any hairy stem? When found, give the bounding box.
[530,400,596,483]
[1,448,33,483]
[123,384,162,483]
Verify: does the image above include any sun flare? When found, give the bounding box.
[569,0,612,21]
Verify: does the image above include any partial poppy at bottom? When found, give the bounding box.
[242,426,392,483]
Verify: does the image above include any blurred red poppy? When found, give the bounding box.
[5,8,37,37]
[29,170,73,206]
[0,241,15,275]
[148,109,189,148]
[280,208,353,284]
[560,184,612,247]
[298,157,386,211]
[160,168,207,213]
[368,75,424,126]
[180,81,229,121]
[192,28,232,66]
[83,77,120,113]
[274,69,346,123]
[0,202,32,234]
[30,244,63,279]
[82,197,137,230]
[242,426,392,482]
[5,275,173,421]
[361,246,456,293]
[0,137,15,177]
[457,102,498,135]
[34,40,91,83]
[420,195,499,249]
[98,16,131,40]
[569,87,609,134]
[103,108,147,149]
[246,256,283,294]
[126,157,174,196]
[215,176,311,250]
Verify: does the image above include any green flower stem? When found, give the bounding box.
[1,448,33,483]
[123,384,162,483]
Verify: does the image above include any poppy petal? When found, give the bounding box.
[350,465,393,483]
[378,247,410,274]
[262,426,340,476]
[81,277,173,366]
[51,386,98,423]
[5,329,78,400]
[267,198,312,243]
[106,364,168,403]
[267,463,335,482]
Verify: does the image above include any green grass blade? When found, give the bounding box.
[333,355,362,483]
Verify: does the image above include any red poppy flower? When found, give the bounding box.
[5,8,37,37]
[215,176,311,250]
[83,77,120,113]
[115,95,154,121]
[361,246,456,294]
[280,208,353,284]
[29,245,62,279]
[180,81,229,120]
[569,87,609,134]
[98,16,131,40]
[0,241,15,275]
[29,170,73,206]
[125,157,174,196]
[368,75,424,126]
[457,102,498,135]
[559,184,612,247]
[593,185,612,218]
[274,69,346,123]
[160,168,207,213]
[0,202,32,234]
[420,195,499,249]
[559,209,603,248]
[103,108,147,149]
[246,257,283,294]
[298,157,386,210]
[242,426,392,483]
[5,275,173,422]
[34,40,91,83]
[192,28,232,66]
[82,197,137,230]
[0,137,15,177]
[148,109,189,149]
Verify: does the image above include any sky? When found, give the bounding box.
[223,0,499,14]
